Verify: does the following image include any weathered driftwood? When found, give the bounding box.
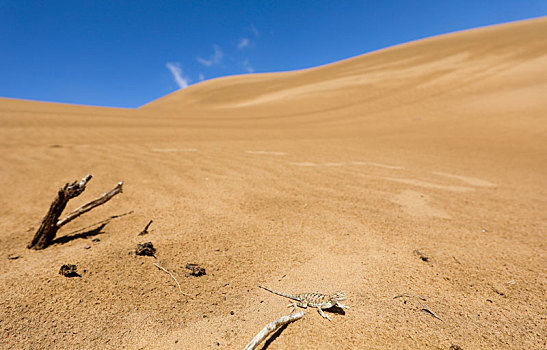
[243,311,306,350]
[28,175,123,250]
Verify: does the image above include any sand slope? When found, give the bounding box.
[1,18,546,349]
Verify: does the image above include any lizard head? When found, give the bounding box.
[331,290,346,301]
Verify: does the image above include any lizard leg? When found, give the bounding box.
[287,302,302,313]
[288,301,307,313]
[317,307,332,321]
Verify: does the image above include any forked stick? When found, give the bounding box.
[28,175,123,250]
[58,181,123,227]
[243,311,306,350]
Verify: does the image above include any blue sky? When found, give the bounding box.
[1,1,545,108]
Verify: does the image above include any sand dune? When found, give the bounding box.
[1,18,546,349]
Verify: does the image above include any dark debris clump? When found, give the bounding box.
[414,249,430,262]
[185,263,206,276]
[136,242,156,256]
[59,264,80,277]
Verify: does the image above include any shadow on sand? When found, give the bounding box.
[51,223,107,245]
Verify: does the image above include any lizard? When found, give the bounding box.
[259,285,349,321]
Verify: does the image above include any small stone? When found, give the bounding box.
[92,238,100,242]
[230,311,234,315]
[84,245,91,249]
[7,255,20,260]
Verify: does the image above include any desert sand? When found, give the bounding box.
[0,18,546,349]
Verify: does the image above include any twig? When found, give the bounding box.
[57,181,123,227]
[421,304,442,321]
[394,293,442,321]
[138,220,153,235]
[413,249,429,262]
[393,293,426,301]
[154,262,191,297]
[243,311,306,350]
[28,175,124,250]
[28,174,94,249]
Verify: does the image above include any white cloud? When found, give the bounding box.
[197,45,223,66]
[196,57,212,66]
[238,38,250,49]
[242,58,254,73]
[166,62,190,89]
[199,73,205,81]
[249,24,259,37]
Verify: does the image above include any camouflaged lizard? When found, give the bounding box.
[259,285,349,321]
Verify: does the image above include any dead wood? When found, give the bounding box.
[57,181,123,227]
[28,175,123,250]
[154,262,191,297]
[413,249,429,262]
[138,220,153,235]
[243,311,306,350]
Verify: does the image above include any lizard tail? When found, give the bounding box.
[259,285,274,293]
[259,285,298,301]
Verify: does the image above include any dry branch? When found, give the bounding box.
[28,175,123,250]
[57,181,123,227]
[138,220,153,235]
[154,262,191,297]
[421,304,442,321]
[243,311,306,350]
